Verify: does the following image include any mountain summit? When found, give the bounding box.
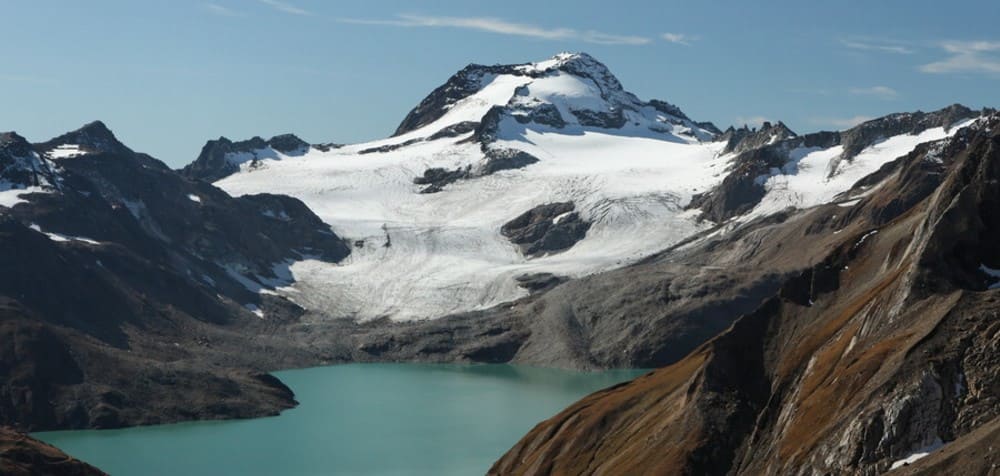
[191,53,990,327]
[393,52,716,142]
[38,120,133,158]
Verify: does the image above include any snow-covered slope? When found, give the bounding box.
[218,126,727,320]
[210,53,982,321]
[743,117,978,221]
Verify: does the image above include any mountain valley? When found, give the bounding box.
[1,52,997,474]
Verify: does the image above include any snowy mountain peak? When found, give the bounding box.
[517,51,590,71]
[392,52,714,142]
[529,52,630,100]
[515,52,617,84]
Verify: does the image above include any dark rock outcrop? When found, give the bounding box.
[181,134,312,182]
[481,148,540,175]
[512,102,566,128]
[358,138,422,155]
[649,99,691,120]
[0,427,106,475]
[265,133,309,154]
[514,273,566,293]
[413,166,471,194]
[426,121,479,141]
[1,133,59,190]
[570,108,627,129]
[360,121,482,161]
[721,120,797,155]
[501,202,590,257]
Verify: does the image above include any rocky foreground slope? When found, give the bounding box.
[491,114,1000,474]
[0,427,105,475]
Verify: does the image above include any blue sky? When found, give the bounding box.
[2,0,999,167]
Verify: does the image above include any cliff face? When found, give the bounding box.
[492,116,1000,474]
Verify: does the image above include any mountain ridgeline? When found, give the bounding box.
[1,52,997,474]
[0,121,350,434]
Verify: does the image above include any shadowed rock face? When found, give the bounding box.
[501,202,591,257]
[412,166,471,194]
[721,120,798,155]
[1,132,59,189]
[410,149,542,194]
[36,120,133,157]
[0,122,347,432]
[426,121,480,141]
[181,133,312,182]
[512,102,566,128]
[0,427,106,475]
[491,114,1000,475]
[392,63,535,137]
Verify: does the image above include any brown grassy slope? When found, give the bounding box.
[0,427,105,476]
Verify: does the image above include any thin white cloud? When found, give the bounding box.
[258,0,310,16]
[204,3,240,17]
[337,14,650,45]
[810,116,874,128]
[734,116,771,128]
[840,38,914,55]
[849,85,898,99]
[920,40,1000,75]
[581,31,650,46]
[661,32,693,46]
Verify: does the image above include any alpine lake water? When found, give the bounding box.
[35,363,647,475]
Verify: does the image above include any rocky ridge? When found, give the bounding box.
[491,113,1000,475]
[181,133,318,182]
[691,104,986,222]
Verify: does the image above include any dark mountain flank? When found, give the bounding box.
[0,122,349,434]
[491,114,1000,475]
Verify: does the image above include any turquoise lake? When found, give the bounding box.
[35,363,646,475]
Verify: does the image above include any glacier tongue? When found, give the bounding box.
[216,123,729,321]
